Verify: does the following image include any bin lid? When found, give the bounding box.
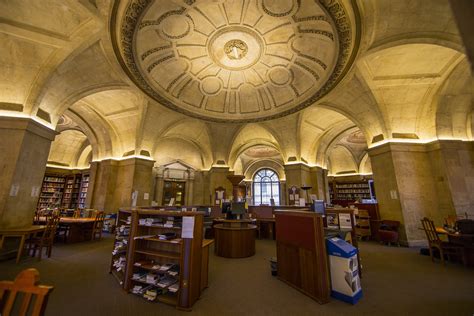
[326,237,357,258]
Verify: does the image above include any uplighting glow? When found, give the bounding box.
[46,164,89,170]
[328,172,373,177]
[0,112,55,131]
[91,155,155,162]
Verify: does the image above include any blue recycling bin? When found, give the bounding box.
[326,237,362,304]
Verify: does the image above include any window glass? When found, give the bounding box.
[253,168,280,206]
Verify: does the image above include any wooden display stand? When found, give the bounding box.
[275,210,330,304]
[109,208,209,311]
[110,208,132,286]
[214,220,257,258]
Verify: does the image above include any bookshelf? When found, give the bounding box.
[110,209,132,286]
[61,175,82,209]
[329,179,375,206]
[37,175,66,209]
[78,174,89,208]
[121,209,204,310]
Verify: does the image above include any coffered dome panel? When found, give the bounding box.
[113,0,360,122]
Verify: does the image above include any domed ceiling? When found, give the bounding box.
[112,0,360,122]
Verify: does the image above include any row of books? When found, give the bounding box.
[132,284,178,301]
[112,256,126,272]
[138,216,182,228]
[133,262,179,276]
[133,232,179,242]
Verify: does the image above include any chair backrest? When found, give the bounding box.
[421,217,441,244]
[43,216,60,241]
[0,268,54,316]
[93,211,106,230]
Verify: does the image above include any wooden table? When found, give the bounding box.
[38,217,97,243]
[0,225,46,263]
[433,227,474,266]
[214,223,257,258]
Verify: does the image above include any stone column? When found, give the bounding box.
[0,117,57,229]
[310,166,329,201]
[368,141,473,246]
[208,166,232,202]
[283,163,311,202]
[90,157,154,212]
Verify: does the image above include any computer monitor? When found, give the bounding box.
[311,200,325,215]
[221,202,231,215]
[230,202,246,215]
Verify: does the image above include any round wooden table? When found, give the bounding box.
[214,224,257,258]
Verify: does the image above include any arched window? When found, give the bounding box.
[253,169,280,205]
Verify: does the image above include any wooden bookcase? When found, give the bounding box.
[110,209,132,286]
[274,210,330,304]
[123,209,204,310]
[37,175,66,209]
[78,174,89,208]
[61,175,82,209]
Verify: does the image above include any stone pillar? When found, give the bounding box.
[426,140,474,218]
[0,117,57,229]
[90,157,154,212]
[368,141,473,246]
[283,163,311,202]
[208,166,232,202]
[310,166,329,201]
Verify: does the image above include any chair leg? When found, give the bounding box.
[38,245,43,261]
[440,248,445,266]
[429,247,434,262]
[47,244,52,258]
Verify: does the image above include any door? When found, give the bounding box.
[162,181,186,206]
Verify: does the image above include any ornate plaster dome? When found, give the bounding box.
[112,0,360,122]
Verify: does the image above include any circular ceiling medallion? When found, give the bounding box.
[261,0,299,17]
[201,77,223,96]
[268,66,292,86]
[208,27,263,71]
[113,0,360,122]
[159,14,193,40]
[224,40,248,60]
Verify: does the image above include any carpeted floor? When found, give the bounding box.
[0,235,473,316]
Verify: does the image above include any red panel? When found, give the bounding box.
[276,214,315,250]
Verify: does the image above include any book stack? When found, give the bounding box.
[139,217,163,226]
[146,273,159,284]
[157,276,177,288]
[159,263,174,272]
[167,265,179,277]
[113,256,126,272]
[168,283,179,293]
[112,240,127,255]
[158,232,176,240]
[164,217,175,228]
[118,225,130,236]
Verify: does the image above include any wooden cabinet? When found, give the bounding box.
[275,210,330,304]
[115,209,204,310]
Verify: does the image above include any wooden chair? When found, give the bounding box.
[0,268,53,316]
[91,211,106,240]
[421,217,465,265]
[27,216,60,261]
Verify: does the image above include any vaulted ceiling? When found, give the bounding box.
[0,0,472,173]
